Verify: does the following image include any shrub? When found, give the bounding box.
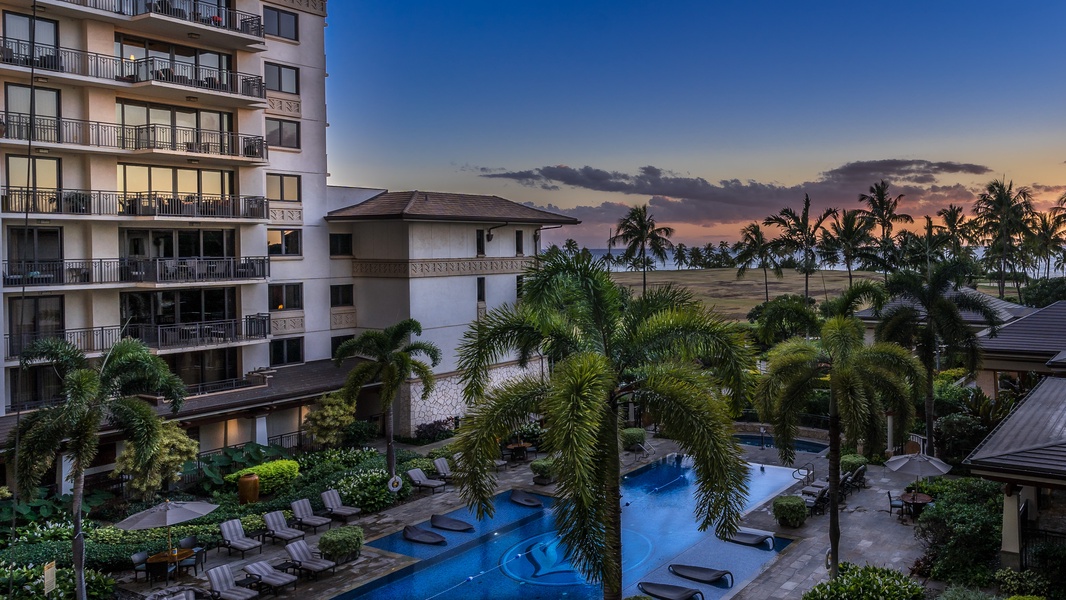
[414,418,455,443]
[915,478,1002,586]
[802,563,924,600]
[426,444,455,460]
[318,525,364,562]
[771,495,807,527]
[302,393,355,447]
[937,586,1000,600]
[995,568,1050,597]
[224,459,300,495]
[400,457,438,478]
[1006,597,1046,600]
[935,413,987,465]
[1030,542,1066,597]
[0,561,114,600]
[516,421,547,449]
[13,519,75,543]
[297,448,378,471]
[530,457,556,478]
[113,420,198,502]
[620,428,646,450]
[343,419,379,446]
[336,468,411,512]
[1021,277,1066,308]
[839,454,868,476]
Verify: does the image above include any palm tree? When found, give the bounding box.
[672,243,688,270]
[609,204,675,294]
[733,222,782,302]
[1028,212,1066,279]
[333,319,441,477]
[972,179,1035,298]
[764,193,837,300]
[454,252,753,600]
[8,338,185,600]
[757,316,921,578]
[818,209,878,287]
[936,204,976,263]
[876,261,1001,456]
[858,179,912,280]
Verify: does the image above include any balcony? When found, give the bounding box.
[2,113,268,164]
[0,40,265,106]
[6,325,123,359]
[2,257,269,287]
[1,187,268,220]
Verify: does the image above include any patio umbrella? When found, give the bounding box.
[885,452,952,488]
[115,500,218,553]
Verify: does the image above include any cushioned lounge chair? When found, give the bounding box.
[723,527,775,549]
[284,540,337,578]
[431,514,474,532]
[637,581,705,600]
[207,564,258,600]
[291,498,332,533]
[244,560,298,594]
[510,489,543,508]
[407,468,446,493]
[264,510,305,544]
[668,564,733,587]
[433,457,453,482]
[321,489,361,521]
[219,518,262,557]
[403,525,447,545]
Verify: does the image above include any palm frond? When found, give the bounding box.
[18,337,87,378]
[108,396,163,471]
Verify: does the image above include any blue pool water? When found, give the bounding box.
[335,457,797,600]
[734,433,828,453]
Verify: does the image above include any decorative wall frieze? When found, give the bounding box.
[264,0,326,17]
[269,207,303,224]
[351,257,535,279]
[271,314,305,335]
[330,307,356,329]
[267,95,302,117]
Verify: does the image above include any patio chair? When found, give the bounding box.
[145,559,175,586]
[206,564,258,600]
[887,491,906,518]
[291,498,332,533]
[263,510,305,544]
[177,535,206,576]
[130,551,148,581]
[284,539,337,578]
[668,564,733,588]
[244,560,298,594]
[321,489,362,520]
[637,581,705,600]
[852,464,868,489]
[494,458,509,472]
[407,468,446,493]
[433,457,453,482]
[219,518,262,558]
[805,486,829,516]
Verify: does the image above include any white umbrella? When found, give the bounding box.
[885,452,952,488]
[115,500,218,553]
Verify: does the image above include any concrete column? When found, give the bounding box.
[1000,489,1021,570]
[60,454,74,496]
[254,415,268,446]
[1020,485,1039,523]
[886,413,895,454]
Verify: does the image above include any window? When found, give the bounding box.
[7,84,60,143]
[330,284,354,307]
[516,275,524,299]
[330,334,354,357]
[4,12,58,48]
[266,173,300,202]
[8,227,62,262]
[269,283,302,311]
[329,233,353,256]
[266,118,300,149]
[270,337,303,366]
[116,99,233,151]
[477,276,486,303]
[264,62,299,94]
[515,230,524,256]
[114,34,233,82]
[264,6,298,40]
[476,229,485,256]
[7,155,59,189]
[9,295,63,356]
[267,229,301,256]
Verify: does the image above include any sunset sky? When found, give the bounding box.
[323,2,1066,247]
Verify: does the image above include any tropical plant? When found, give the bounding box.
[454,252,753,600]
[764,193,837,299]
[802,563,924,600]
[757,316,922,577]
[609,204,675,293]
[973,179,1036,298]
[302,393,356,447]
[937,204,977,264]
[771,495,806,527]
[113,420,198,501]
[914,478,1002,586]
[858,179,913,280]
[734,222,783,302]
[223,460,300,495]
[995,567,1050,597]
[331,319,442,478]
[818,209,877,287]
[1028,212,1066,279]
[748,294,820,348]
[317,525,364,562]
[672,243,688,270]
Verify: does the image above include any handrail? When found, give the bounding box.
[1,256,269,286]
[793,461,815,485]
[1,186,268,219]
[46,0,267,38]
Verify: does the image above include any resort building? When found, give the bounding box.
[975,300,1066,398]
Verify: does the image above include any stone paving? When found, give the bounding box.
[118,435,941,600]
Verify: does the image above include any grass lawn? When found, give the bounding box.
[610,268,883,321]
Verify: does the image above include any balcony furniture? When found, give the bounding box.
[67,267,90,283]
[178,535,206,576]
[206,564,258,600]
[35,54,62,72]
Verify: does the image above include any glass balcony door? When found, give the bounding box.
[6,84,59,142]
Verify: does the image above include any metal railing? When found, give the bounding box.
[3,113,267,160]
[1021,526,1066,570]
[267,430,322,454]
[1,186,268,219]
[46,0,266,38]
[2,256,269,286]
[186,377,252,397]
[5,325,123,358]
[738,408,830,430]
[0,39,265,99]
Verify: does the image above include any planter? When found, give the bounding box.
[322,550,360,564]
[532,474,556,486]
[237,473,259,505]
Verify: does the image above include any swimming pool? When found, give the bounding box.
[734,433,828,453]
[335,457,798,600]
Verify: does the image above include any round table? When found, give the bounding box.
[900,492,932,519]
[507,442,532,461]
[147,548,194,564]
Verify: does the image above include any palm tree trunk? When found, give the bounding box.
[846,262,853,288]
[602,403,623,600]
[72,469,88,600]
[384,405,396,477]
[827,389,841,579]
[640,245,647,295]
[762,267,769,303]
[924,364,935,457]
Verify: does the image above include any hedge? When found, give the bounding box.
[0,561,114,600]
[224,459,300,495]
[621,428,646,450]
[839,454,868,476]
[318,525,364,562]
[802,563,923,600]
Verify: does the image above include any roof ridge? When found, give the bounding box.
[401,190,420,217]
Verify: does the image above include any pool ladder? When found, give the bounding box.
[793,462,815,485]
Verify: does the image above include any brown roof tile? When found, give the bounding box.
[325,190,580,225]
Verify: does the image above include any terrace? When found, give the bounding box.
[0,187,268,219]
[1,256,269,287]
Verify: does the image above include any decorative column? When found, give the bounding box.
[885,411,895,456]
[254,415,269,446]
[1000,485,1021,570]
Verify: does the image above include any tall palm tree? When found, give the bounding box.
[858,179,912,280]
[672,242,688,270]
[609,204,675,294]
[936,204,976,263]
[334,319,441,477]
[972,179,1035,298]
[757,316,921,578]
[455,252,753,600]
[876,261,1000,456]
[1028,212,1066,279]
[733,222,782,302]
[8,338,185,600]
[764,193,837,300]
[818,209,878,288]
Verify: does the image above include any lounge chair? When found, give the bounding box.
[668,564,733,588]
[163,592,196,600]
[244,560,298,594]
[510,489,543,508]
[403,524,447,545]
[263,510,305,544]
[852,464,868,489]
[431,514,474,532]
[284,540,337,578]
[494,458,509,471]
[637,581,705,600]
[219,518,263,557]
[321,489,361,521]
[407,468,446,493]
[723,527,775,549]
[291,499,332,533]
[433,457,453,481]
[207,564,258,600]
[805,486,829,516]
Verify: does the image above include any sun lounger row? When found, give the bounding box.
[206,539,336,598]
[220,490,361,557]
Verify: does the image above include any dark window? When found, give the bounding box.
[270,337,303,366]
[114,33,233,83]
[266,173,300,202]
[266,118,300,149]
[10,364,63,411]
[267,229,301,256]
[329,233,353,256]
[8,227,62,262]
[8,295,63,356]
[330,284,354,307]
[269,283,302,311]
[4,12,58,48]
[476,229,485,256]
[264,62,299,94]
[516,275,524,299]
[330,334,354,357]
[477,276,486,303]
[263,6,298,40]
[515,230,524,256]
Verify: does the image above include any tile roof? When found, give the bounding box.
[325,190,580,225]
[966,376,1066,479]
[856,287,1033,326]
[977,300,1066,357]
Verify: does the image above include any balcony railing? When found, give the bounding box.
[46,0,266,38]
[0,39,265,99]
[186,376,253,397]
[1,187,268,219]
[2,256,269,286]
[6,325,123,359]
[3,113,268,160]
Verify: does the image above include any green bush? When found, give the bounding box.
[1006,596,1046,600]
[839,454,868,476]
[337,468,412,512]
[530,457,556,478]
[0,561,114,599]
[937,586,1000,600]
[771,495,807,527]
[620,428,646,450]
[224,459,300,495]
[399,457,438,478]
[318,525,364,562]
[802,563,924,600]
[297,448,377,471]
[344,419,380,446]
[935,413,988,465]
[915,478,1003,586]
[426,444,455,460]
[995,568,1050,597]
[516,421,547,449]
[1030,542,1066,599]
[1021,277,1066,308]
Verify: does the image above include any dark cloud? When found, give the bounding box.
[820,160,992,186]
[458,163,506,174]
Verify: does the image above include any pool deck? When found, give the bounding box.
[117,435,938,599]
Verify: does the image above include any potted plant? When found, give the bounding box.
[530,457,556,485]
[318,525,364,563]
[772,495,807,528]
